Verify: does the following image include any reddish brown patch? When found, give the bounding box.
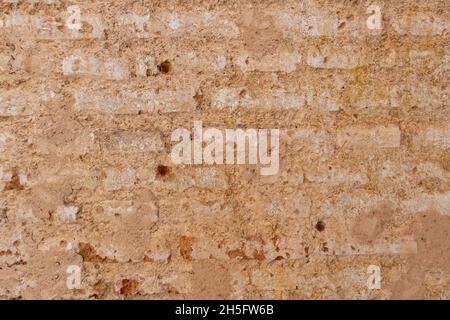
[78,242,113,263]
[338,21,346,29]
[226,249,247,259]
[252,249,265,261]
[120,279,140,296]
[179,235,193,260]
[4,171,24,191]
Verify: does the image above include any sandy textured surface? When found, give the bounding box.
[0,0,449,299]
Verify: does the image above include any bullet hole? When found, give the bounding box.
[156,165,170,178]
[157,60,171,74]
[315,220,326,232]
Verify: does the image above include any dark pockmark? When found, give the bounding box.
[157,60,171,74]
[315,220,326,232]
[156,165,170,179]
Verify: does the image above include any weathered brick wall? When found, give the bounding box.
[0,0,449,299]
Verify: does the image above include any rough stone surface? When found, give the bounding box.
[0,0,449,299]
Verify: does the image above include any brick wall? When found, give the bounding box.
[0,0,449,299]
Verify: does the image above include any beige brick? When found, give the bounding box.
[337,125,401,149]
[74,88,196,114]
[307,44,361,69]
[414,124,450,150]
[104,168,136,192]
